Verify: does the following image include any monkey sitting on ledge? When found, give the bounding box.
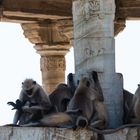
[66,71,108,129]
[7,79,55,125]
[6,73,140,135]
[49,73,76,112]
[126,84,140,124]
[19,71,108,129]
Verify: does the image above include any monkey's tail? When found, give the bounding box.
[40,112,73,127]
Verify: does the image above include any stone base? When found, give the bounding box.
[0,126,140,140]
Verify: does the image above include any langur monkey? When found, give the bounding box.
[67,72,108,129]
[123,89,134,123]
[8,79,53,125]
[67,73,76,95]
[11,78,140,134]
[49,73,76,112]
[126,84,140,123]
[19,72,108,128]
[49,83,73,112]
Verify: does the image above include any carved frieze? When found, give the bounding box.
[55,19,73,40]
[80,0,100,20]
[40,56,65,72]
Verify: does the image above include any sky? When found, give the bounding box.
[0,20,139,125]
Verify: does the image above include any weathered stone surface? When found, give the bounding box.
[40,55,66,94]
[21,21,71,46]
[0,127,96,140]
[100,73,124,128]
[1,0,72,21]
[0,0,140,35]
[1,127,140,140]
[74,38,115,74]
[104,128,139,140]
[0,0,140,23]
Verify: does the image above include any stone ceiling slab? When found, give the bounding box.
[0,0,72,22]
[118,0,140,19]
[0,0,140,35]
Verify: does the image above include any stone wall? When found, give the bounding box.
[0,127,140,140]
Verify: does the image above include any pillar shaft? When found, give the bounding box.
[73,0,123,128]
[40,55,65,93]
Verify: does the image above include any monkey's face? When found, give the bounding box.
[25,88,33,96]
[22,79,36,97]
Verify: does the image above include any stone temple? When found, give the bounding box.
[0,0,140,139]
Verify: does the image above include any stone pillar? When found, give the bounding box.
[72,0,123,128]
[22,19,72,93]
[35,45,69,93]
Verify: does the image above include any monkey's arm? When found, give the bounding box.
[67,73,76,95]
[7,99,25,110]
[22,99,52,112]
[125,96,136,123]
[7,99,26,124]
[7,101,16,110]
[91,71,104,101]
[22,105,44,112]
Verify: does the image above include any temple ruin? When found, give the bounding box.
[0,0,140,139]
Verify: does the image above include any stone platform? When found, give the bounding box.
[0,126,140,140]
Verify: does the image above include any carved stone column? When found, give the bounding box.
[21,19,73,93]
[72,0,123,128]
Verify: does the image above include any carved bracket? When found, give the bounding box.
[80,0,100,20]
[114,19,126,36]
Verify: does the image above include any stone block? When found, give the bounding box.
[0,127,96,140]
[1,127,140,140]
[100,73,124,128]
[73,0,115,38]
[104,128,138,140]
[73,16,114,38]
